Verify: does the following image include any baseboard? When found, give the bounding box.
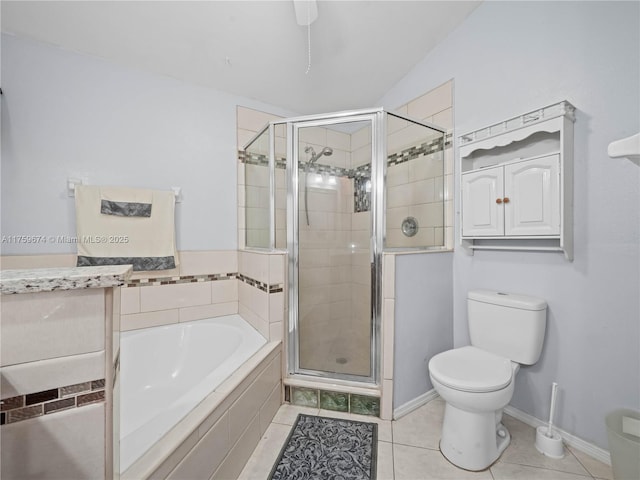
[393,389,439,420]
[504,405,611,466]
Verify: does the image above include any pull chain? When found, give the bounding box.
[305,3,311,74]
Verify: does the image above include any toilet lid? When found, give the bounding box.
[429,346,514,393]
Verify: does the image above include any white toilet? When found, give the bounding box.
[428,289,547,471]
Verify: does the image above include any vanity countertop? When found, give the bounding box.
[0,265,132,294]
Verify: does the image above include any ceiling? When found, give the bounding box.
[1,1,481,114]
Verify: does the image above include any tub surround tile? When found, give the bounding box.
[1,403,105,480]
[139,281,212,312]
[268,321,283,342]
[0,351,105,399]
[1,289,105,366]
[259,382,282,436]
[121,309,179,331]
[239,304,269,339]
[212,413,261,480]
[125,272,236,288]
[166,413,230,480]
[211,278,238,304]
[228,354,280,445]
[120,286,140,314]
[179,302,238,323]
[43,397,75,414]
[238,280,269,320]
[1,379,106,424]
[0,265,131,294]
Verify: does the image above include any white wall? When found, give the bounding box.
[1,34,294,254]
[379,1,640,449]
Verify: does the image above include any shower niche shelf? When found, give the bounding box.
[459,100,575,260]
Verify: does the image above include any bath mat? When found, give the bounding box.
[269,414,377,480]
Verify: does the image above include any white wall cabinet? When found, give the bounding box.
[459,101,574,260]
[462,154,560,237]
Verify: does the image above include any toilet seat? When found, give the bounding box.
[429,346,514,393]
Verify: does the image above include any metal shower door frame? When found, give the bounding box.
[287,109,385,385]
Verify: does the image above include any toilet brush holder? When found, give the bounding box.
[535,426,565,458]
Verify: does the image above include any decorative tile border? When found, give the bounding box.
[239,132,452,172]
[124,272,237,288]
[123,272,284,295]
[0,379,105,425]
[286,385,381,417]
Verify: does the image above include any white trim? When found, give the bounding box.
[393,389,439,420]
[504,405,611,466]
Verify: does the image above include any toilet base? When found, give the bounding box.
[440,403,511,471]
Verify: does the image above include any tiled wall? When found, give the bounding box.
[391,80,454,249]
[237,107,286,250]
[119,251,239,331]
[0,287,118,479]
[237,250,286,343]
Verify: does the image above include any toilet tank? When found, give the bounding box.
[468,290,547,365]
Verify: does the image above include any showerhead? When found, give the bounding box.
[305,145,333,164]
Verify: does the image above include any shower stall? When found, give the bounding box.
[242,108,445,387]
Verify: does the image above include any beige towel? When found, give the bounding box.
[75,185,178,271]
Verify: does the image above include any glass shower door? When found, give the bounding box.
[291,116,377,381]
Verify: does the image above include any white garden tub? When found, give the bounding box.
[119,315,267,473]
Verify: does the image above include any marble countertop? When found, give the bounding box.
[0,265,133,294]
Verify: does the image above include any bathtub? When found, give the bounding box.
[119,314,267,473]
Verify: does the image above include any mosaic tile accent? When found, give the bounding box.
[288,387,381,417]
[0,379,105,425]
[354,175,372,213]
[124,272,237,288]
[320,390,349,412]
[43,397,75,414]
[387,137,445,166]
[123,272,284,295]
[238,132,451,173]
[240,134,451,216]
[291,387,319,408]
[350,394,380,417]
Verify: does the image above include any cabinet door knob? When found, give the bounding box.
[496,198,503,204]
[503,197,510,204]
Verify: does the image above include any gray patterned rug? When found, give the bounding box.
[269,414,377,479]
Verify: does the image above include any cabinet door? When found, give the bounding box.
[504,154,560,236]
[461,166,504,237]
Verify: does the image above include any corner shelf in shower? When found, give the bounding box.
[458,100,575,260]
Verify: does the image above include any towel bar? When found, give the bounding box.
[67,178,182,202]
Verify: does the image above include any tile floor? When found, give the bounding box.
[239,398,613,480]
